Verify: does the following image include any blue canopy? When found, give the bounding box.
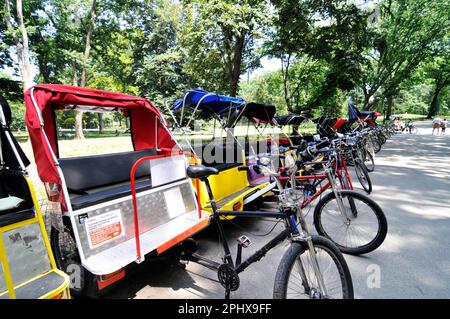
[348,103,361,122]
[173,89,245,116]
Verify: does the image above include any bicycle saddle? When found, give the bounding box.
[186,165,219,179]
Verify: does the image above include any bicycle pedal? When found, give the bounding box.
[237,235,251,248]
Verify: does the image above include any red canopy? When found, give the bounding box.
[331,118,347,131]
[25,84,177,205]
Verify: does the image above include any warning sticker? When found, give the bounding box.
[85,210,124,249]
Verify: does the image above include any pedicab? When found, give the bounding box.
[216,100,287,185]
[24,84,209,297]
[0,96,70,299]
[273,116,348,190]
[273,113,310,146]
[314,116,348,137]
[230,101,291,150]
[359,111,381,127]
[348,103,382,129]
[171,89,275,213]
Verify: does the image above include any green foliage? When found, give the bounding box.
[240,70,286,114]
[0,76,25,130]
[8,100,26,131]
[359,0,450,115]
[180,0,270,96]
[267,0,370,112]
[395,84,432,115]
[0,76,22,100]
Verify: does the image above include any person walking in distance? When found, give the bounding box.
[432,117,442,135]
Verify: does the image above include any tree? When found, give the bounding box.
[28,0,102,138]
[181,0,270,96]
[240,70,286,113]
[359,0,450,119]
[0,3,14,72]
[133,0,186,105]
[239,59,341,118]
[426,58,450,118]
[267,0,369,113]
[4,0,33,91]
[425,34,450,118]
[0,75,25,130]
[71,0,97,139]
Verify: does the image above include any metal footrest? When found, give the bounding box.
[0,270,68,299]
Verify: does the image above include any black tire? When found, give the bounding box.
[50,220,99,298]
[362,151,375,172]
[338,169,357,212]
[344,153,355,166]
[378,135,386,145]
[273,236,353,299]
[354,160,372,194]
[371,139,382,154]
[313,190,387,255]
[410,127,418,134]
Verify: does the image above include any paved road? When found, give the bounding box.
[107,121,450,299]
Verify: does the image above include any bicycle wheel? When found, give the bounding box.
[410,127,418,134]
[354,160,372,194]
[313,190,387,255]
[371,138,382,153]
[273,236,353,299]
[378,135,386,145]
[362,150,375,172]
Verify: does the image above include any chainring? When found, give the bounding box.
[217,264,240,291]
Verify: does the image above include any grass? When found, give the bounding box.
[19,136,134,200]
[59,129,131,139]
[390,113,428,121]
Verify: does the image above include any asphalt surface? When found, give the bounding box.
[106,120,450,299]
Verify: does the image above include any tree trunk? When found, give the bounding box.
[98,113,103,133]
[75,0,97,139]
[71,61,85,140]
[281,55,292,113]
[5,0,33,92]
[80,0,97,87]
[74,111,84,139]
[363,94,371,111]
[385,95,394,121]
[229,33,245,97]
[427,87,441,119]
[363,90,372,111]
[16,0,33,90]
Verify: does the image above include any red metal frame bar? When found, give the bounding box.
[276,154,354,209]
[301,182,331,208]
[278,174,328,181]
[339,154,353,190]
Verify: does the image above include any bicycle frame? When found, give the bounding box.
[278,152,353,209]
[185,167,329,298]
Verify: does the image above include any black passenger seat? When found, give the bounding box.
[59,149,158,211]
